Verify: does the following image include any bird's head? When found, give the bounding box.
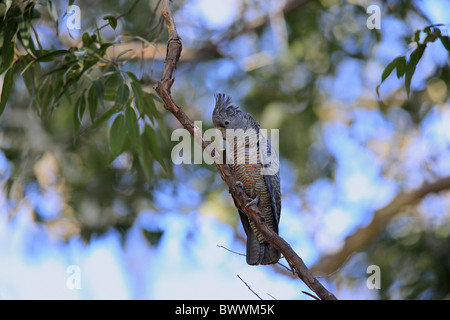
[212,93,259,140]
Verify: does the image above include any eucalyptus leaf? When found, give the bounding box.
[116,83,130,106]
[380,57,400,83]
[143,124,166,172]
[44,0,59,33]
[440,36,450,53]
[88,84,98,121]
[405,44,426,96]
[103,16,117,30]
[131,81,144,114]
[110,113,126,155]
[93,80,105,107]
[73,93,86,138]
[396,56,406,79]
[0,67,14,116]
[125,106,140,147]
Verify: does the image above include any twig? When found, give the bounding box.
[153,0,337,300]
[237,275,262,300]
[276,260,295,273]
[301,291,320,300]
[95,0,142,33]
[217,244,246,257]
[116,0,142,19]
[266,293,277,300]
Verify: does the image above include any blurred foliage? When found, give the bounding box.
[1,0,450,299]
[0,0,173,244]
[369,230,450,299]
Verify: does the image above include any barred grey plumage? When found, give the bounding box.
[212,93,281,265]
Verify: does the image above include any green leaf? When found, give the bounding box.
[89,104,120,132]
[18,15,32,54]
[40,59,78,79]
[82,55,99,71]
[3,0,13,20]
[131,80,144,114]
[97,42,113,57]
[2,14,18,59]
[37,80,54,116]
[73,93,86,138]
[0,67,14,116]
[405,44,426,96]
[376,56,404,97]
[116,83,130,105]
[125,106,140,147]
[413,30,421,43]
[142,92,161,122]
[396,56,406,79]
[82,32,91,46]
[440,36,450,53]
[20,57,38,99]
[138,146,153,182]
[21,50,70,75]
[93,79,104,107]
[77,93,86,121]
[53,76,64,99]
[99,70,118,79]
[142,124,166,171]
[116,49,133,60]
[141,229,163,246]
[110,113,126,155]
[0,42,14,75]
[104,89,117,101]
[44,0,58,30]
[103,16,117,31]
[36,49,71,62]
[88,84,98,121]
[404,66,414,97]
[380,57,400,83]
[409,44,426,65]
[126,71,139,83]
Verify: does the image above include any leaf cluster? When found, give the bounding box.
[0,0,167,182]
[377,24,450,96]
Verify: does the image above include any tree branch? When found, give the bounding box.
[311,176,450,275]
[154,0,337,300]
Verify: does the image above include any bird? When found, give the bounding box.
[212,93,281,265]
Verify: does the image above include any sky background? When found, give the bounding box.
[1,0,450,299]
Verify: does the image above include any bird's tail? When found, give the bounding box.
[246,230,280,265]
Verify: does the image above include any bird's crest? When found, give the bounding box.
[213,93,240,116]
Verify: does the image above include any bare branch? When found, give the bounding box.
[217,244,246,257]
[237,275,263,300]
[154,0,337,300]
[301,291,320,300]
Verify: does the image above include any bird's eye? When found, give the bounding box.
[224,121,229,126]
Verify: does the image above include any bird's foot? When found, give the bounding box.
[230,180,244,195]
[234,181,244,188]
[246,195,259,207]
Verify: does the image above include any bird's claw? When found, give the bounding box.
[234,181,244,188]
[233,181,258,207]
[246,195,259,207]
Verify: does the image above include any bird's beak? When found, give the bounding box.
[216,127,226,140]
